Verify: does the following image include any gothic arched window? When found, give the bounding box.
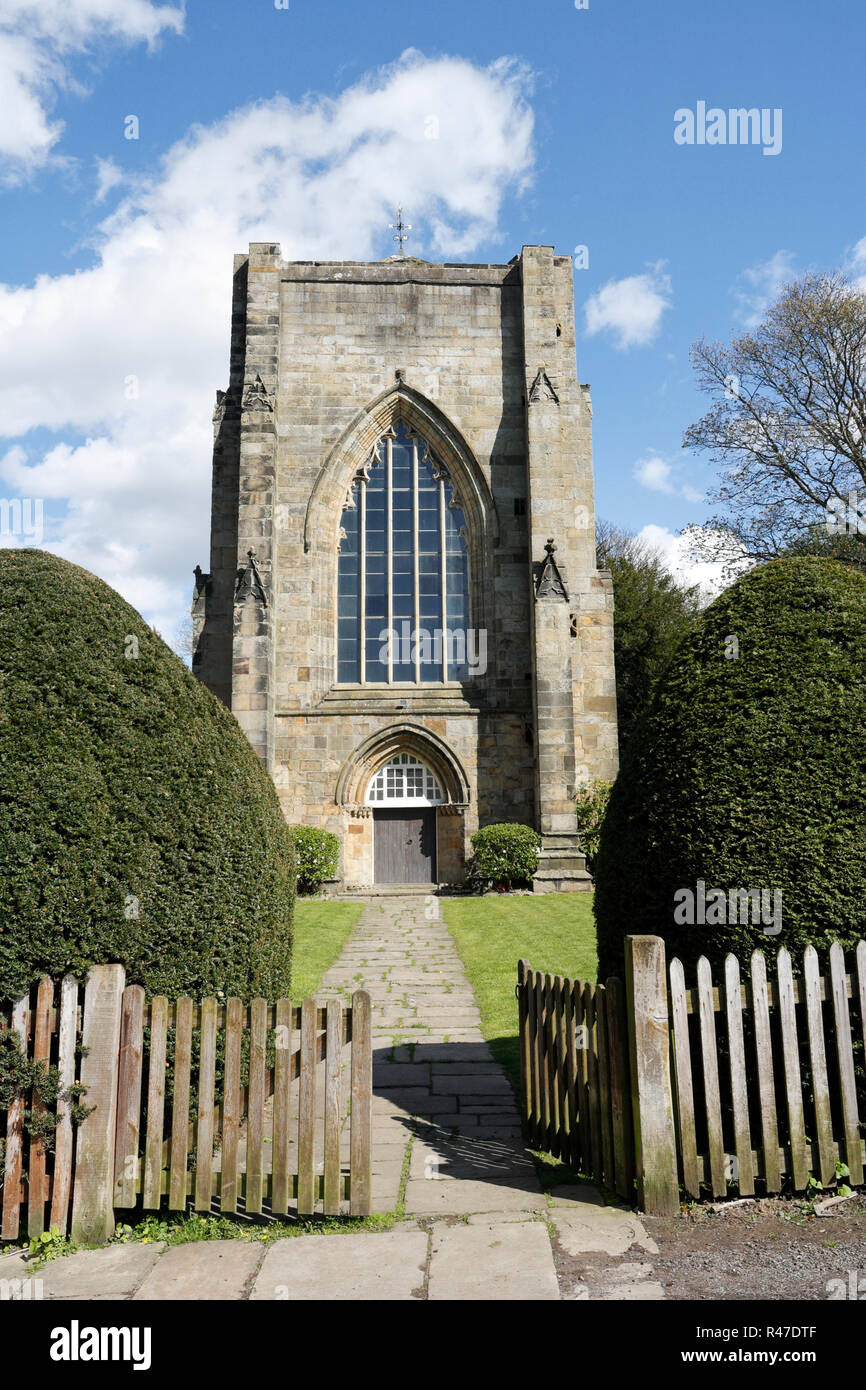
[337,422,470,684]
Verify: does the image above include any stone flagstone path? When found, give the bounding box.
[315,893,544,1216]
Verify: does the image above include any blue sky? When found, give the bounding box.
[1,0,864,638]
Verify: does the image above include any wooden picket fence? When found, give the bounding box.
[518,936,866,1214]
[669,940,865,1199]
[1,966,372,1245]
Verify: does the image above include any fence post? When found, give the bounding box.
[70,965,126,1246]
[624,936,680,1216]
[517,959,531,1138]
[350,990,373,1216]
[0,995,30,1241]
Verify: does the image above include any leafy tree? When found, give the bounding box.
[682,271,866,575]
[596,521,702,752]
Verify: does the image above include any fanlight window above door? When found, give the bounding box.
[337,421,470,684]
[366,753,444,806]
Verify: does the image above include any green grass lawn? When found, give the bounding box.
[290,900,364,1000]
[442,893,598,1095]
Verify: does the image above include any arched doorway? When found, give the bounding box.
[366,752,443,884]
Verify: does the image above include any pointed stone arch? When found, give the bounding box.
[303,382,499,555]
[304,381,499,694]
[335,723,471,809]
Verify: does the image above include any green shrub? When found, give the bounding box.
[0,1030,91,1177]
[574,779,612,877]
[594,556,866,978]
[471,823,541,890]
[0,549,295,1002]
[289,825,340,895]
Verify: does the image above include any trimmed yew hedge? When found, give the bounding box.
[595,557,866,977]
[0,550,294,1002]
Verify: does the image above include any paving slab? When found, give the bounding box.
[394,1044,493,1062]
[409,1130,536,1175]
[250,1231,429,1301]
[465,1211,545,1226]
[549,1184,605,1207]
[0,1250,31,1279]
[431,1075,512,1095]
[457,1102,518,1114]
[404,1178,544,1215]
[372,1064,431,1086]
[593,1261,666,1300]
[454,1121,524,1136]
[133,1240,263,1301]
[376,1094,458,1115]
[469,1118,525,1131]
[29,1243,165,1300]
[370,1142,411,1159]
[0,1251,48,1302]
[551,1206,659,1257]
[427,1220,559,1300]
[430,1063,504,1076]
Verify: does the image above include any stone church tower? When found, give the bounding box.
[193,242,618,891]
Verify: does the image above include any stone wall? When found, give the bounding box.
[194,244,618,889]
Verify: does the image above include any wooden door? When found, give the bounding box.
[373,809,436,884]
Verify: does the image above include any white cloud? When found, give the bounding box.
[634,454,674,493]
[637,525,729,598]
[846,237,866,292]
[733,249,797,327]
[734,241,866,320]
[0,0,184,178]
[0,52,535,646]
[584,265,672,349]
[94,156,125,203]
[633,452,704,504]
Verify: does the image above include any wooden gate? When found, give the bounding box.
[516,959,634,1201]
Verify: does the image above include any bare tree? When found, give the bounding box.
[596,519,704,579]
[682,271,866,574]
[596,518,661,570]
[172,613,195,665]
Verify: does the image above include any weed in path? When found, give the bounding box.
[394,1130,415,1219]
[25,1227,75,1269]
[111,1209,397,1249]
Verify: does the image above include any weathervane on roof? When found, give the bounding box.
[389,206,411,257]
